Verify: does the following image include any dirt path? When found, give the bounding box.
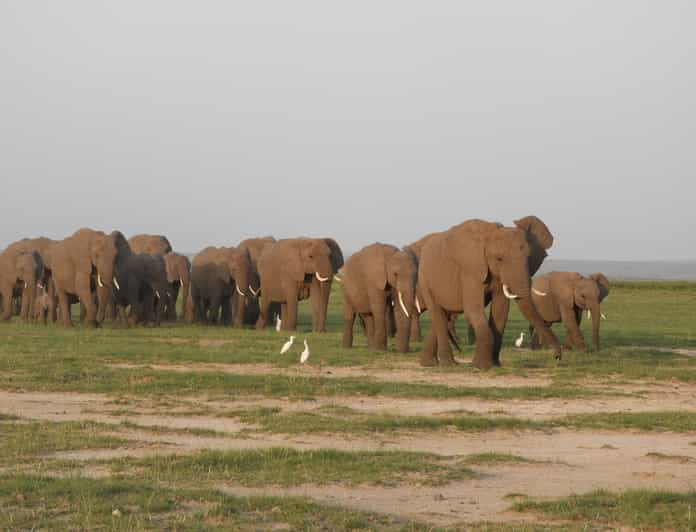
[4,388,696,524]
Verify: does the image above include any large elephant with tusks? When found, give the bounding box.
[256,238,333,331]
[418,218,561,369]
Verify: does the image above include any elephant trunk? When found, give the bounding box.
[396,287,415,354]
[515,296,561,359]
[589,301,601,352]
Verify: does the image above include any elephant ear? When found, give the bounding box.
[323,238,344,273]
[446,220,492,284]
[286,241,307,283]
[590,273,610,302]
[31,251,44,281]
[514,216,554,250]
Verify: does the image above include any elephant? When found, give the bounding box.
[306,238,344,333]
[112,241,170,327]
[0,237,52,321]
[191,246,252,326]
[0,247,44,322]
[30,285,51,324]
[127,234,173,256]
[238,236,277,325]
[418,217,561,369]
[163,252,191,321]
[530,272,610,352]
[256,238,333,331]
[409,216,553,346]
[47,228,122,327]
[341,243,417,352]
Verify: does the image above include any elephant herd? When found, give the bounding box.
[0,215,610,370]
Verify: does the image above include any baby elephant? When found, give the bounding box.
[530,272,610,352]
[31,285,52,324]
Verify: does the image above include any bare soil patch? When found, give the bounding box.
[4,372,696,525]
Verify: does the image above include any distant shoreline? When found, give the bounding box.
[538,259,696,281]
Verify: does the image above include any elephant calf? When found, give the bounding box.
[530,272,610,352]
[341,243,417,352]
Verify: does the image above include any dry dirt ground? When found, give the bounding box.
[3,358,696,527]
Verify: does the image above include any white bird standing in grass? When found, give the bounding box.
[275,316,282,332]
[280,336,295,355]
[514,332,525,348]
[300,340,310,364]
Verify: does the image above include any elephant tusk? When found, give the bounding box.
[532,288,547,297]
[601,313,607,320]
[415,296,422,314]
[24,281,28,289]
[249,285,260,297]
[333,275,342,283]
[37,282,44,289]
[155,290,160,299]
[179,277,184,286]
[398,291,410,319]
[315,272,329,283]
[97,273,104,288]
[236,285,245,297]
[502,284,518,300]
[113,277,120,291]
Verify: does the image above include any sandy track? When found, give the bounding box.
[3,378,696,525]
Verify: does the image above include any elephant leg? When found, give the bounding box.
[255,296,270,330]
[282,290,299,331]
[0,283,13,321]
[20,283,34,322]
[369,293,388,351]
[57,290,72,327]
[462,288,494,369]
[47,281,57,323]
[430,304,455,365]
[420,326,438,367]
[76,273,97,327]
[342,297,355,348]
[467,322,476,345]
[488,293,510,366]
[363,314,376,349]
[561,306,586,351]
[209,295,222,325]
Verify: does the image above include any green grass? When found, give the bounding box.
[0,474,433,531]
[114,447,476,487]
[0,353,612,400]
[514,489,696,530]
[227,406,542,434]
[227,406,696,436]
[0,421,127,465]
[556,411,696,432]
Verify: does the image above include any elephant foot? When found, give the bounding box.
[471,354,494,370]
[438,353,458,366]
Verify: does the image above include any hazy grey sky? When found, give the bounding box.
[2,1,694,260]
